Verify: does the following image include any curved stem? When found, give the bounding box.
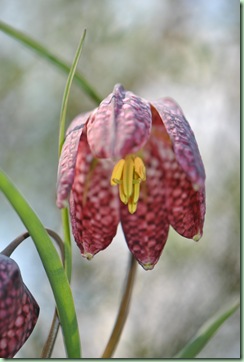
[41,309,60,358]
[1,228,64,262]
[1,231,30,257]
[101,254,137,358]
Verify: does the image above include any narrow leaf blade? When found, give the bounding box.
[0,20,101,104]
[174,301,240,358]
[58,30,87,284]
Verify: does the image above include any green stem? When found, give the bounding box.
[101,254,137,358]
[0,20,102,105]
[61,208,72,281]
[0,170,81,358]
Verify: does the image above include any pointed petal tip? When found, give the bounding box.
[82,252,94,260]
[193,232,202,242]
[141,262,155,271]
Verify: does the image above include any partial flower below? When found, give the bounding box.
[0,254,39,358]
[57,84,206,270]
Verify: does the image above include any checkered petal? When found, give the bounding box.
[0,254,39,358]
[57,112,91,208]
[87,84,152,159]
[70,134,120,258]
[150,118,206,240]
[120,137,170,270]
[151,98,205,189]
[164,155,206,240]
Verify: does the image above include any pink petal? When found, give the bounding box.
[149,123,206,240]
[0,255,39,358]
[57,112,91,208]
[164,157,206,239]
[87,84,152,159]
[120,139,170,270]
[151,99,205,189]
[70,134,120,259]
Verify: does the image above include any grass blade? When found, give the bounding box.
[174,301,240,358]
[58,29,86,154]
[58,30,87,282]
[0,20,101,104]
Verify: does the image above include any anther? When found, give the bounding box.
[110,159,125,185]
[110,154,146,214]
[123,155,134,198]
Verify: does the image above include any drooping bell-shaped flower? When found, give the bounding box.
[0,254,39,357]
[57,84,206,270]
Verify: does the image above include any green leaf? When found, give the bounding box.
[58,29,87,155]
[174,301,240,358]
[0,20,102,105]
[0,170,81,358]
[58,30,87,282]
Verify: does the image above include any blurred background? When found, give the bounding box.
[0,0,240,358]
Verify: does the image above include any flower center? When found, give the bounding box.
[110,154,146,214]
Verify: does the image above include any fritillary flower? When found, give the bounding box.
[57,84,206,270]
[0,254,39,357]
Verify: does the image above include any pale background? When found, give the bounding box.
[0,0,240,358]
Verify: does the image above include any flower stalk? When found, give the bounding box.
[101,254,137,358]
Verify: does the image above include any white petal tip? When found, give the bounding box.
[141,262,155,271]
[193,233,202,241]
[83,253,94,261]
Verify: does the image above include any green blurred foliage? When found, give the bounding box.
[0,0,240,358]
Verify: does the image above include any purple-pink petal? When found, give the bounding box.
[151,99,205,189]
[148,118,206,240]
[87,84,152,159]
[56,84,207,270]
[0,255,39,358]
[57,112,91,208]
[120,138,170,270]
[70,134,120,258]
[164,156,206,239]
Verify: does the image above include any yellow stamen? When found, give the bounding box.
[123,155,134,198]
[128,198,137,214]
[119,183,128,204]
[132,182,140,204]
[110,159,125,185]
[110,154,146,214]
[134,157,146,181]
